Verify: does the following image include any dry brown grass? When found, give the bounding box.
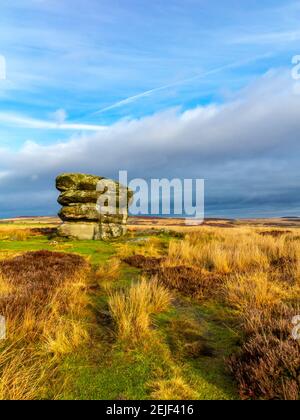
[124,228,300,302]
[166,227,300,279]
[95,258,121,290]
[0,275,14,296]
[123,226,300,399]
[174,228,300,400]
[0,347,54,400]
[0,228,31,241]
[149,376,198,400]
[225,272,288,317]
[156,265,223,300]
[124,255,223,299]
[0,251,91,400]
[117,236,164,259]
[225,272,299,400]
[124,254,164,271]
[108,277,172,342]
[228,304,300,400]
[43,319,89,356]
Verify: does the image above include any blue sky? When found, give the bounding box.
[0,0,300,217]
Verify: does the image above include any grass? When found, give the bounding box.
[149,376,198,400]
[225,272,288,316]
[0,235,115,265]
[95,258,121,291]
[108,277,172,342]
[0,228,31,241]
[0,220,299,400]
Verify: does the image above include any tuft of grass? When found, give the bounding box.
[117,236,165,260]
[224,272,288,317]
[0,347,55,400]
[0,274,14,296]
[44,319,89,357]
[149,376,198,400]
[96,258,121,290]
[108,277,172,343]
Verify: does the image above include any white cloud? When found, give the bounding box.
[0,70,300,217]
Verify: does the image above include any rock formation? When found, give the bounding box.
[56,173,133,240]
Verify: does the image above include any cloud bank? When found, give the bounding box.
[1,71,300,218]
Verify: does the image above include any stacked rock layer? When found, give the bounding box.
[56,173,133,240]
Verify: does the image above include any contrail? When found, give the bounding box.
[88,53,273,117]
[0,112,107,131]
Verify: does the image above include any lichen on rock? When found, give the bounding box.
[56,173,132,240]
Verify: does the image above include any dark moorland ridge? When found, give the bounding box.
[1,216,300,229]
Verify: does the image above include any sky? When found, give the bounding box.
[0,0,300,218]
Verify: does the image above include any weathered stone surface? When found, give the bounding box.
[59,204,128,222]
[58,222,99,240]
[58,189,132,207]
[100,223,127,240]
[56,173,104,192]
[56,172,132,240]
[59,204,100,221]
[100,213,128,224]
[56,173,133,196]
[97,190,133,208]
[58,190,101,205]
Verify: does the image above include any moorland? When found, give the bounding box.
[0,216,299,400]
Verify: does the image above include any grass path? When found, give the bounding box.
[60,263,239,400]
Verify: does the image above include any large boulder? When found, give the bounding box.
[56,173,132,240]
[57,221,127,241]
